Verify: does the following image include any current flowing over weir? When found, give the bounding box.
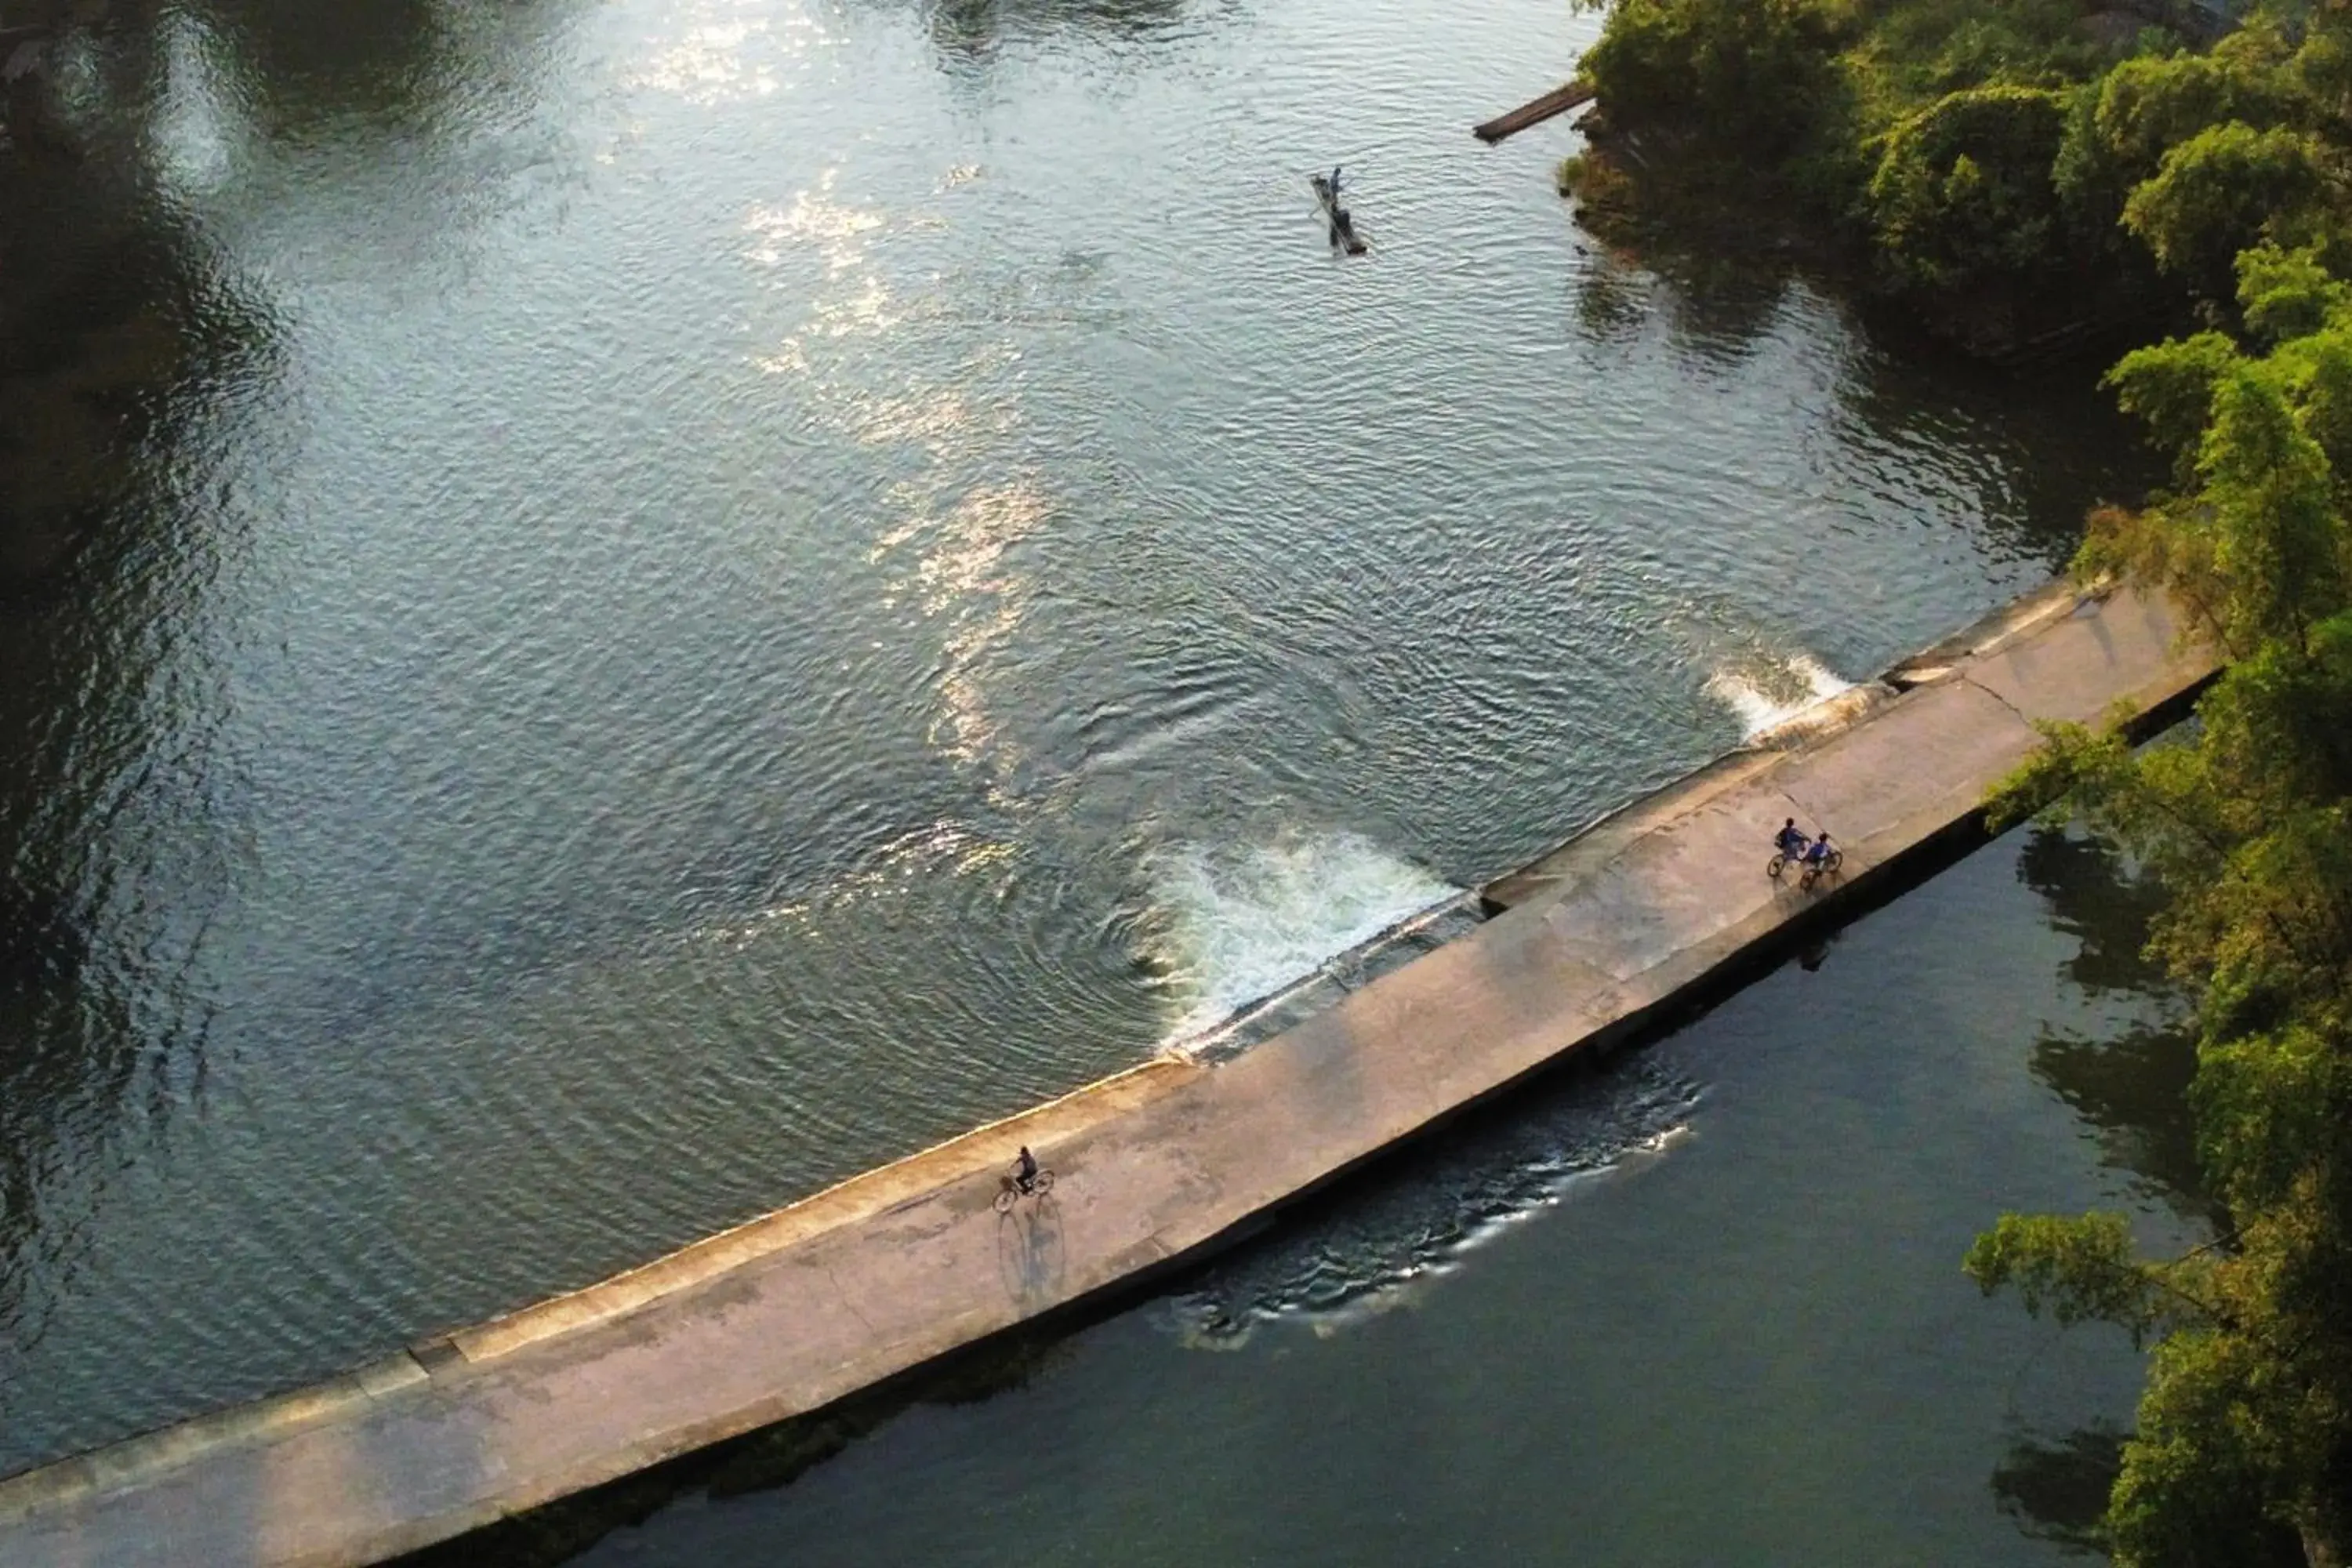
[0,579,2218,1567]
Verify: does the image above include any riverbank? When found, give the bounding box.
[0,578,2216,1567]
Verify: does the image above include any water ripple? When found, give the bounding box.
[0,0,2146,1477]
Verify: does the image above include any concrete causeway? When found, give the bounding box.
[0,580,2216,1567]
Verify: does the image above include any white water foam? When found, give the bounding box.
[1704,651,1853,738]
[1146,831,1459,1047]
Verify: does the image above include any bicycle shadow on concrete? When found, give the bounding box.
[993,1196,1066,1309]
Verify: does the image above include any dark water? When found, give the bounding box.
[2,0,2152,1486]
[571,827,2205,1567]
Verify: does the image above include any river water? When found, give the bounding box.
[1,0,2151,1507]
[569,826,2206,1567]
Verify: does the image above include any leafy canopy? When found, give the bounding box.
[1576,0,2352,345]
[1973,246,2352,1567]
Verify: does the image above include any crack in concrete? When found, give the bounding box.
[1959,672,2034,728]
[822,1262,874,1335]
[1767,787,1823,833]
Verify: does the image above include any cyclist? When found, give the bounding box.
[1014,1145,1040,1195]
[1802,831,1836,869]
[1773,817,1809,859]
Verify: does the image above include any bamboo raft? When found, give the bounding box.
[1310,175,1370,256]
[1473,81,1595,143]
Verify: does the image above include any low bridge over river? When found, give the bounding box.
[0,579,2216,1568]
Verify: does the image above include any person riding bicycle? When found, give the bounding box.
[1774,817,1809,858]
[1802,831,1835,868]
[1014,1145,1040,1195]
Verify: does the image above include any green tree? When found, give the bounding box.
[2053,40,2305,242]
[2122,123,2339,295]
[2237,242,2351,343]
[2105,330,2241,481]
[1867,85,2071,290]
[1575,0,1853,161]
[1571,0,2352,352]
[1970,250,2352,1568]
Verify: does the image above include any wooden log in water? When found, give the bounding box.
[1472,81,1595,143]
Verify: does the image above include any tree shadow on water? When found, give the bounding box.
[1568,252,1653,348]
[1829,317,2155,572]
[0,0,529,1474]
[2015,826,2176,998]
[2029,1021,2210,1221]
[927,0,1193,61]
[1653,254,1799,368]
[1566,234,1800,370]
[1983,830,2216,1555]
[1991,1425,2126,1555]
[2014,827,2215,1221]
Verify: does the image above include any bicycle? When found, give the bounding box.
[1768,840,1843,884]
[993,1160,1055,1213]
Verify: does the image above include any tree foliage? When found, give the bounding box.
[2122,124,2339,293]
[2053,36,2305,234]
[1574,0,1853,162]
[1973,251,2352,1567]
[1575,0,2352,350]
[1868,87,2071,289]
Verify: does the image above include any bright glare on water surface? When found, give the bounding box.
[0,0,2153,1505]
